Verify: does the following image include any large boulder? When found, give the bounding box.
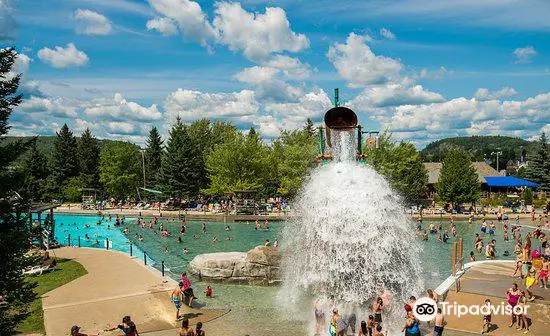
[187,246,281,285]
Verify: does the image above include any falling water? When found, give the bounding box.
[278,129,424,333]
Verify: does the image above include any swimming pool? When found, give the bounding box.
[46,214,546,335]
[50,214,149,263]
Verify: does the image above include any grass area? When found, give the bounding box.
[17,258,87,334]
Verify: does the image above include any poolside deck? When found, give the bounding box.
[443,261,550,335]
[43,248,229,335]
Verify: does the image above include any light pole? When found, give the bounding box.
[140,149,146,188]
[491,151,502,172]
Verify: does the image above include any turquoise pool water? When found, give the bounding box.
[50,214,149,263]
[47,214,545,335]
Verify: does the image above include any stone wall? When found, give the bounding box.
[188,246,281,285]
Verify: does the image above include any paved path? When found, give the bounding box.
[444,262,550,335]
[43,248,228,335]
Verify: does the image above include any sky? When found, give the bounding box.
[1,0,550,147]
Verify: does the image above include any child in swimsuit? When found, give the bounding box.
[481,299,491,334]
[525,266,537,301]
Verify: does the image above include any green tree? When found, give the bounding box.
[99,142,141,200]
[205,130,271,195]
[305,118,316,137]
[0,47,37,334]
[52,124,79,194]
[187,119,212,190]
[364,134,428,202]
[272,128,317,197]
[62,176,87,202]
[77,128,100,188]
[144,126,164,187]
[525,132,550,191]
[160,118,204,197]
[211,121,238,148]
[22,140,49,201]
[436,148,481,210]
[524,188,533,205]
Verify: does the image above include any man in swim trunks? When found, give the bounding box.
[171,282,184,321]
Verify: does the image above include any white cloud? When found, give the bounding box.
[83,93,162,122]
[474,87,517,101]
[380,27,395,40]
[260,89,332,136]
[374,93,550,145]
[213,2,309,62]
[37,43,89,68]
[413,66,449,80]
[107,121,138,135]
[513,46,537,64]
[147,0,216,46]
[146,17,178,36]
[164,88,259,123]
[349,83,445,108]
[235,66,279,84]
[73,9,113,35]
[327,33,402,87]
[234,65,302,102]
[263,55,311,81]
[19,96,78,118]
[14,53,31,74]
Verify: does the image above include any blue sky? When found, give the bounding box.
[2,0,549,147]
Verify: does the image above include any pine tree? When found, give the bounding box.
[436,148,481,210]
[52,124,79,193]
[22,140,49,201]
[145,126,164,187]
[77,128,100,187]
[161,118,203,197]
[305,118,316,137]
[525,132,550,191]
[0,47,37,334]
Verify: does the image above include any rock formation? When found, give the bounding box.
[188,246,281,285]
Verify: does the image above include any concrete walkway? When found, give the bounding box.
[43,248,228,335]
[444,262,550,336]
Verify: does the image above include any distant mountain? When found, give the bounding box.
[4,136,129,161]
[420,136,536,170]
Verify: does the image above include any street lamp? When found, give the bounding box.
[140,149,146,188]
[491,151,503,172]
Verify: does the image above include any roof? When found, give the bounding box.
[485,176,540,188]
[424,162,502,184]
[29,203,59,213]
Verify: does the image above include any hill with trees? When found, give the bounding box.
[5,135,125,160]
[420,135,536,171]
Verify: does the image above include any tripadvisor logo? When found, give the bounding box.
[413,297,529,321]
[413,297,437,321]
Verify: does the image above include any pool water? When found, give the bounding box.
[50,214,148,263]
[126,219,280,277]
[48,214,545,335]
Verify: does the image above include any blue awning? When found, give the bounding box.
[484,176,540,188]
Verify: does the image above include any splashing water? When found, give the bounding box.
[278,129,424,333]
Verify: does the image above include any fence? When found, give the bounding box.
[62,234,187,280]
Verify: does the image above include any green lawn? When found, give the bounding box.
[18,258,87,334]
